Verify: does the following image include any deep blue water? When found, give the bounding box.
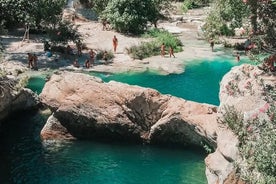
[0,56,248,184]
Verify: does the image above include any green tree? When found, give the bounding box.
[244,0,276,49]
[92,0,110,15]
[101,0,169,34]
[203,0,249,38]
[0,0,66,29]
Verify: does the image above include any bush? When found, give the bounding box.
[127,42,160,60]
[128,29,183,59]
[182,0,210,13]
[219,24,235,36]
[96,50,114,61]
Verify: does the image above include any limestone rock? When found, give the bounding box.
[205,150,234,184]
[41,115,75,141]
[0,76,40,124]
[206,64,276,184]
[40,71,218,147]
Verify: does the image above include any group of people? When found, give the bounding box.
[160,43,175,58]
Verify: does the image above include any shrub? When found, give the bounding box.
[222,84,276,183]
[128,29,183,59]
[96,50,114,61]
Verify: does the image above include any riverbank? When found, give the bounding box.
[1,8,228,76]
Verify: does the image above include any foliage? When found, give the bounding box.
[182,0,210,13]
[203,0,249,38]
[0,0,79,46]
[128,29,183,59]
[222,83,276,183]
[127,42,160,60]
[0,0,66,29]
[46,21,81,46]
[92,0,110,15]
[101,0,169,34]
[247,1,276,49]
[95,50,114,60]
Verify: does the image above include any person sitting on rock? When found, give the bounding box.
[73,59,80,68]
[84,59,90,68]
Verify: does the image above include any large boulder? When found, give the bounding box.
[40,71,218,147]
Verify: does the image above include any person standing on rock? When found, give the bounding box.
[160,43,165,57]
[76,40,82,56]
[89,49,96,65]
[27,53,34,68]
[32,54,38,70]
[113,35,118,53]
[210,39,214,52]
[169,46,175,58]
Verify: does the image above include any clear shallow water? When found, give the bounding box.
[0,56,248,184]
[0,112,207,184]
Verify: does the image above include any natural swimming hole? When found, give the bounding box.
[0,56,248,184]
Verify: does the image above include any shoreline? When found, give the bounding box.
[1,16,229,77]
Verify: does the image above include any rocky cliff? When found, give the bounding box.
[0,75,40,126]
[205,64,275,184]
[0,61,40,126]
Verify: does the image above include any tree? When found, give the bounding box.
[244,0,276,49]
[92,0,110,15]
[203,0,250,38]
[0,0,66,29]
[101,0,169,34]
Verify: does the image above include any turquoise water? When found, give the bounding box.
[96,57,244,105]
[26,76,46,94]
[0,112,207,184]
[0,56,247,184]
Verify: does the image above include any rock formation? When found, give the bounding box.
[205,64,275,184]
[40,71,218,148]
[39,64,273,184]
[0,61,40,127]
[0,75,40,125]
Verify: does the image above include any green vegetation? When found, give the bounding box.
[45,21,81,46]
[0,0,66,29]
[222,84,276,183]
[94,0,169,34]
[95,50,114,61]
[127,29,183,60]
[204,0,275,68]
[181,0,210,13]
[0,0,80,46]
[203,0,249,38]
